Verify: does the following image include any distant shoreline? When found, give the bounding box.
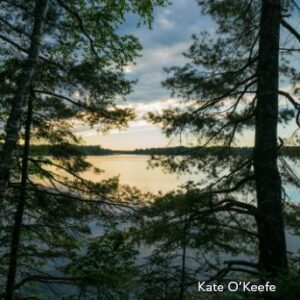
[26,145,300,157]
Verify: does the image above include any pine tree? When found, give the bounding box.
[0,1,170,297]
[0,0,169,202]
[149,0,300,280]
[134,185,256,299]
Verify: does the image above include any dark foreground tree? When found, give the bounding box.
[0,1,170,298]
[0,78,145,298]
[135,185,256,299]
[149,0,300,280]
[0,0,49,200]
[254,0,287,275]
[4,91,34,300]
[0,0,168,202]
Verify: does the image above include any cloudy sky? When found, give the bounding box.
[74,0,212,150]
[74,0,300,150]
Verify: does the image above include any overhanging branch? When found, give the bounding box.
[56,0,100,59]
[281,19,300,43]
[279,90,300,127]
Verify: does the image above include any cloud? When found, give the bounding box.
[118,0,214,104]
[129,42,189,74]
[157,8,174,30]
[118,98,182,118]
[73,97,183,148]
[124,42,190,102]
[74,1,216,148]
[80,1,300,149]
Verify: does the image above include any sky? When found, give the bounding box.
[74,0,211,150]
[74,0,300,150]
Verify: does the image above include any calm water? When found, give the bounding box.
[31,155,300,298]
[76,155,300,201]
[40,155,300,201]
[81,155,200,194]
[82,155,300,253]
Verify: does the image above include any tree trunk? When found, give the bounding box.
[179,213,188,300]
[4,93,33,300]
[254,0,288,275]
[0,0,49,202]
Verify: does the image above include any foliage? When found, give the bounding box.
[64,221,139,299]
[0,0,170,298]
[146,0,300,294]
[132,184,257,299]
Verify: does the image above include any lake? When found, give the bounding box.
[27,154,300,298]
[43,155,300,253]
[74,155,300,201]
[80,155,200,194]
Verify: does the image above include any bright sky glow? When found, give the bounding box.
[74,0,300,150]
[74,0,209,149]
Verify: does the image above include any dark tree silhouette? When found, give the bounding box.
[149,0,300,279]
[0,0,169,298]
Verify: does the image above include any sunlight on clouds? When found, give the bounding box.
[157,16,174,29]
[72,83,299,150]
[73,98,183,149]
[124,65,133,73]
[75,122,169,150]
[120,98,180,116]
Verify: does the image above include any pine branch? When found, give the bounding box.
[193,76,257,114]
[33,89,94,111]
[278,90,300,109]
[0,16,31,37]
[211,175,255,195]
[224,260,258,268]
[56,0,101,59]
[12,275,87,292]
[0,0,34,16]
[205,266,258,283]
[0,34,65,70]
[278,90,300,127]
[281,19,300,43]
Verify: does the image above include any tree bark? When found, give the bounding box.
[254,0,288,275]
[4,92,33,300]
[0,0,49,202]
[179,213,187,300]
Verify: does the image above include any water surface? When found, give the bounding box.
[79,155,300,202]
[82,155,199,193]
